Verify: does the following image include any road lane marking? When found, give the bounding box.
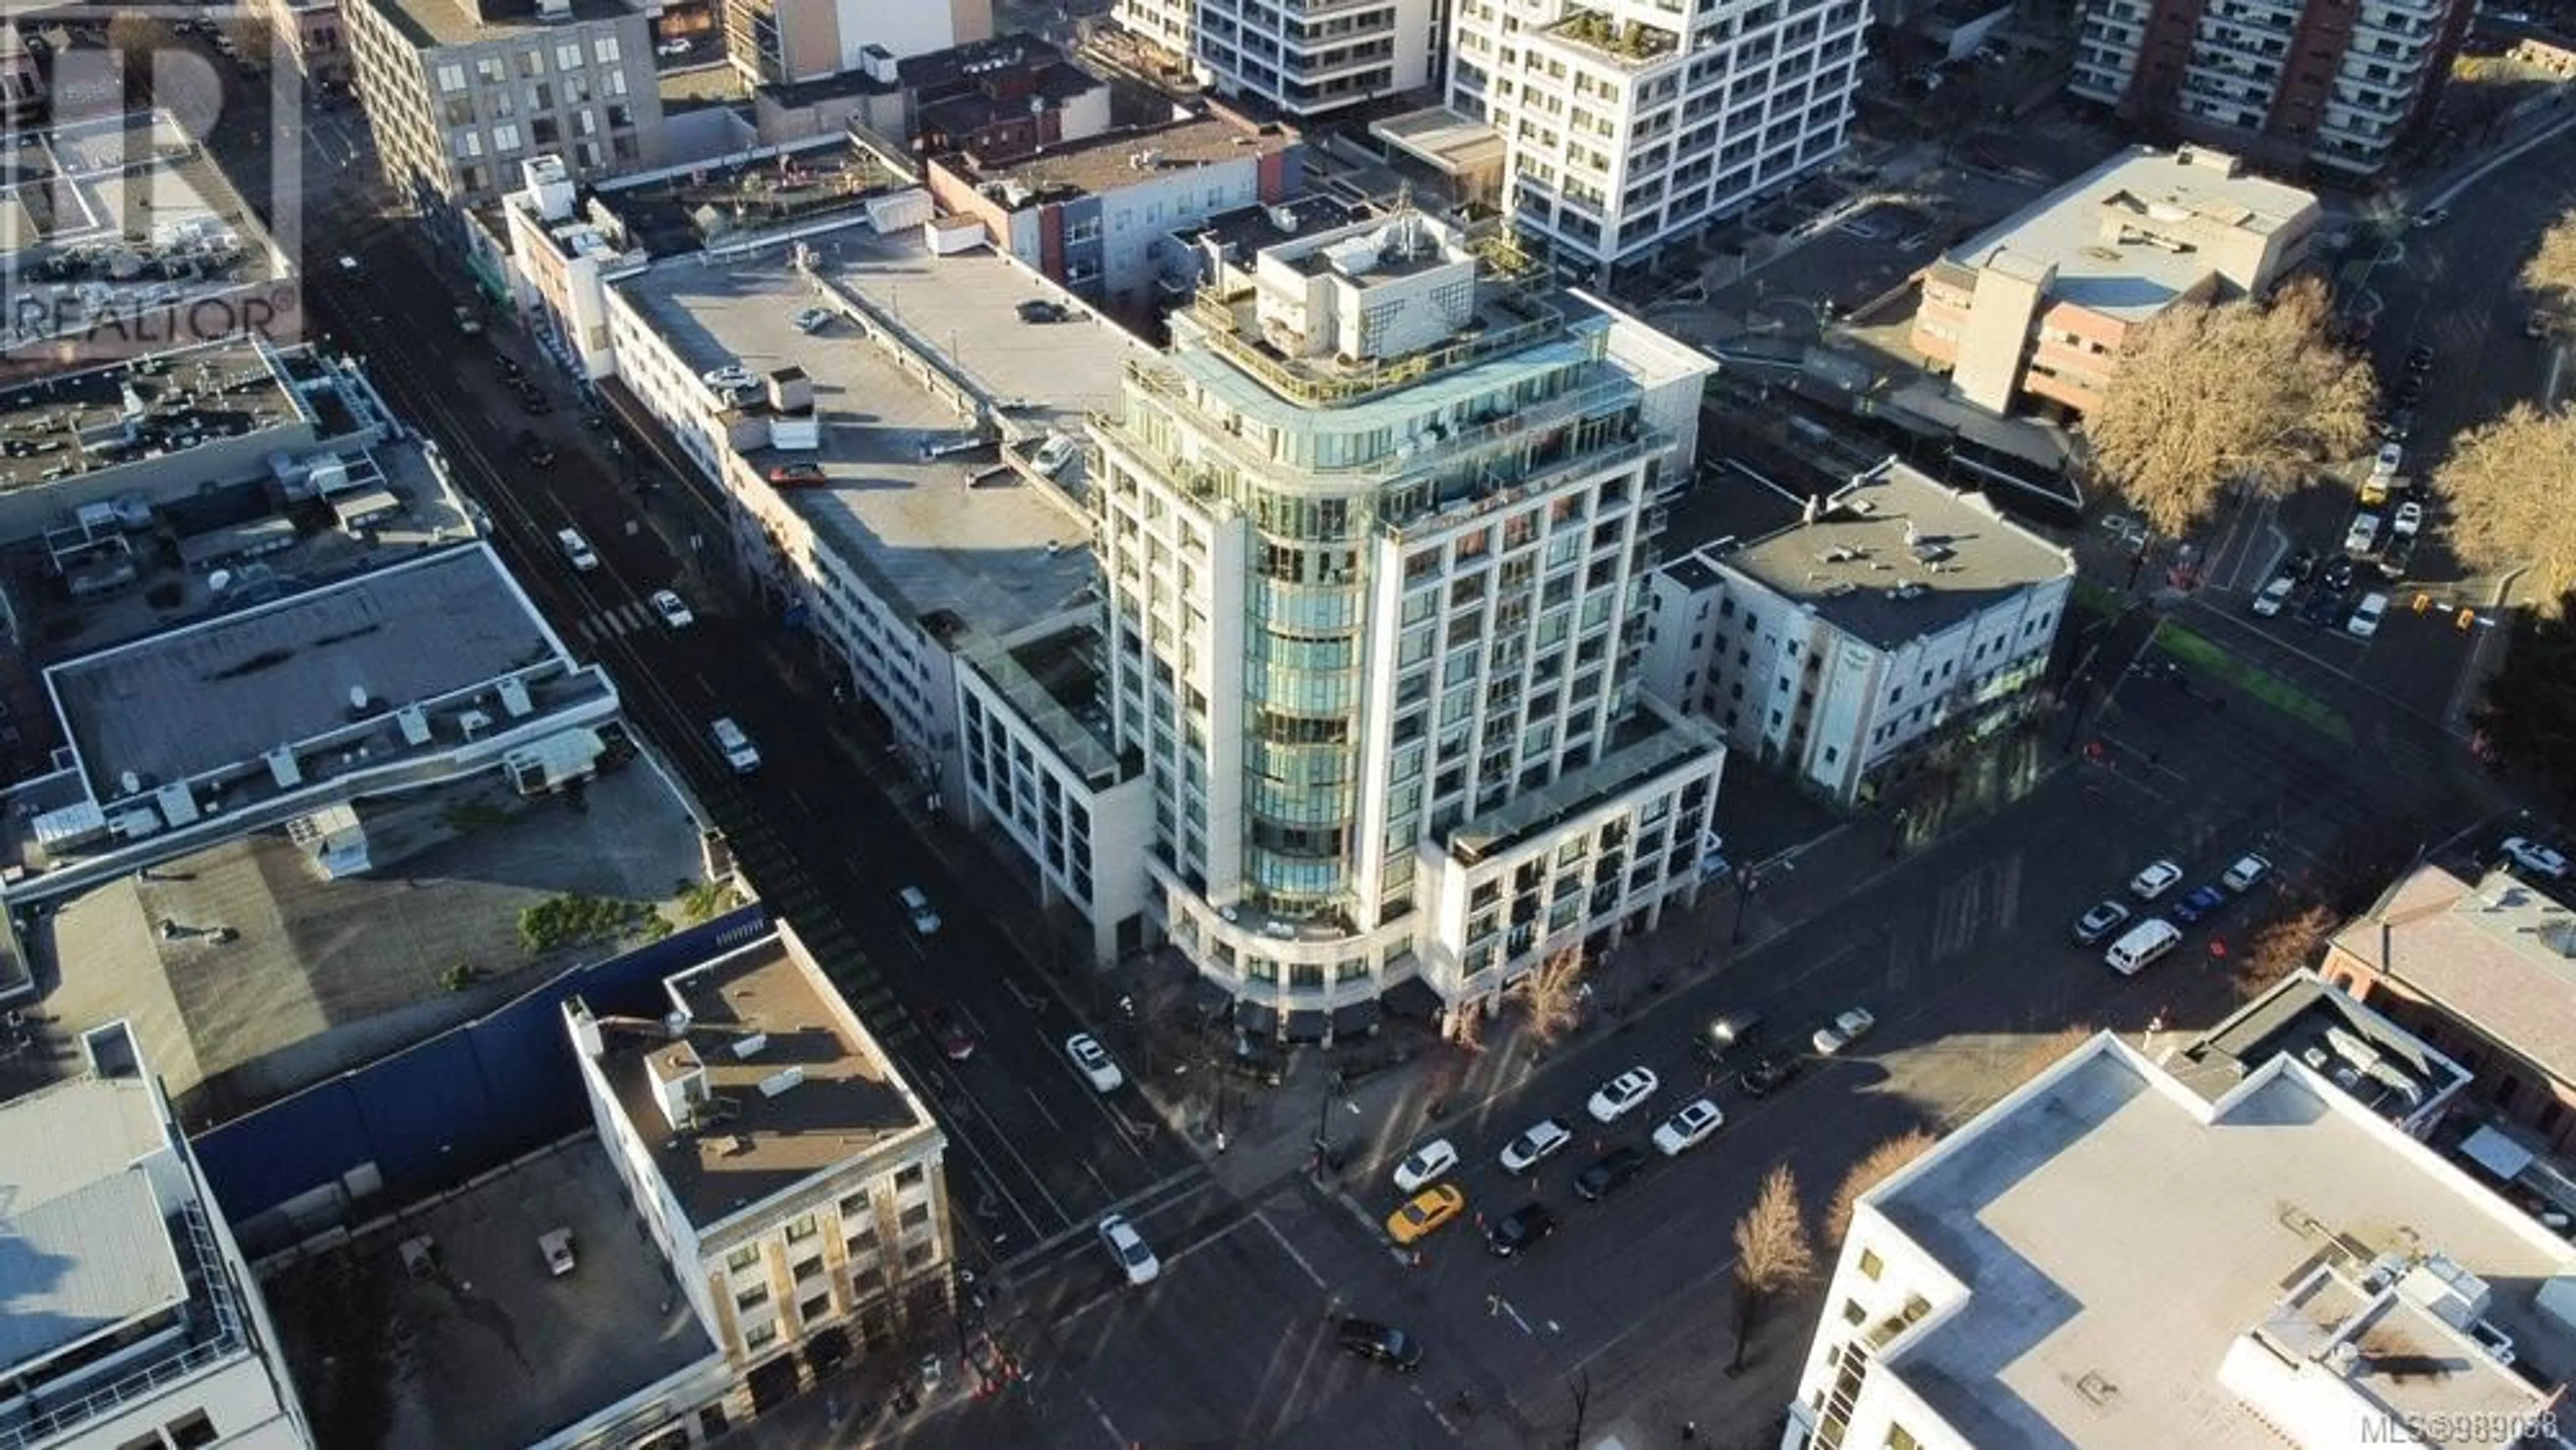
[1251,1211,1330,1289]
[1022,1084,1066,1132]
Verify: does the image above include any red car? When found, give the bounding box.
[767,461,826,487]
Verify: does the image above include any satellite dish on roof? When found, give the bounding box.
[208,569,233,594]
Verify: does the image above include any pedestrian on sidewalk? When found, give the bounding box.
[1682,1420,1699,1441]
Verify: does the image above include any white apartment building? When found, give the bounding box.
[1114,0,1443,118]
[498,155,651,378]
[1445,0,1868,279]
[1088,210,1727,1034]
[1788,1032,2576,1450]
[0,1023,313,1449]
[598,212,1164,965]
[2069,0,2472,177]
[568,923,956,1407]
[1641,460,2070,809]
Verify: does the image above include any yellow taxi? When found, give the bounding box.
[1385,1184,1466,1245]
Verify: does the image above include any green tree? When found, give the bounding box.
[2083,278,2377,537]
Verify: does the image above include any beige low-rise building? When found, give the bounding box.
[1912,146,2318,417]
[568,922,955,1409]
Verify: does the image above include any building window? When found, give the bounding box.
[801,1293,831,1325]
[1841,1298,1866,1326]
[166,1414,219,1450]
[727,1245,760,1273]
[788,1213,820,1243]
[737,1282,771,1312]
[899,1202,931,1231]
[557,40,583,69]
[904,1240,938,1270]
[1858,1247,1883,1281]
[1888,1427,1921,1450]
[744,1321,777,1351]
[895,1164,926,1192]
[437,62,466,92]
[594,34,621,63]
[794,1255,824,1282]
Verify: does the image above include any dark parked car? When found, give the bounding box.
[1338,1319,1423,1372]
[1486,1203,1558,1258]
[2379,532,2417,580]
[2282,547,2318,583]
[1693,1013,1765,1070]
[2169,884,2229,925]
[2299,585,2346,628]
[1573,1147,1648,1203]
[1738,1054,1804,1099]
[2322,555,2358,592]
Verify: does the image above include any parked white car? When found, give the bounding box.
[2250,574,2294,618]
[2343,513,2381,555]
[1066,1033,1124,1093]
[897,885,941,936]
[2222,854,2273,893]
[1498,1117,1574,1174]
[1813,1008,1877,1056]
[2346,592,2389,638]
[1097,1213,1160,1286]
[1585,1068,1660,1123]
[1651,1098,1725,1157]
[649,589,694,628]
[1392,1139,1458,1193]
[2390,500,2424,537]
[2129,858,2184,900]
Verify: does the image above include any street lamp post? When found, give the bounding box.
[1731,865,1759,946]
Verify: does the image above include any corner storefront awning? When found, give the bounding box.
[1234,1000,1279,1036]
[1284,1009,1329,1044]
[1331,999,1383,1036]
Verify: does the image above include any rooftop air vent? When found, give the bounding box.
[757,1066,807,1099]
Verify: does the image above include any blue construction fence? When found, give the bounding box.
[193,903,773,1251]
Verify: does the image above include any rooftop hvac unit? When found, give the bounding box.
[497,678,534,718]
[757,1066,806,1099]
[731,1033,770,1060]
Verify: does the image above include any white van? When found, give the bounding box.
[2104,918,2181,976]
[557,528,600,572]
[710,717,760,774]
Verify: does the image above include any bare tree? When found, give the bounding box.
[1824,1129,1937,1247]
[108,13,178,91]
[1508,948,1587,1050]
[224,15,278,70]
[2237,898,2339,1002]
[2523,208,2576,337]
[1730,1165,1818,1372]
[2083,277,2377,536]
[2434,404,2576,619]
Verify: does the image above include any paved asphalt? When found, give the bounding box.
[201,49,2548,1447]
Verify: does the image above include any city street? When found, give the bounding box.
[193,45,2539,1445]
[853,571,2514,1447]
[196,58,1202,1273]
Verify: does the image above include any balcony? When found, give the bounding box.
[1542,9,1682,71]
